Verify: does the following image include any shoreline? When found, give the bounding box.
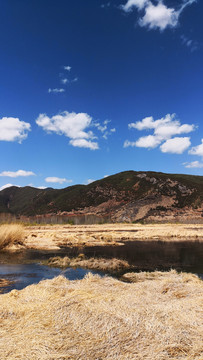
[22,223,203,251]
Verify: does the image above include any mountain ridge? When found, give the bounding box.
[0,171,202,223]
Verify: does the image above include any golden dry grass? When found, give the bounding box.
[0,279,14,294]
[24,223,203,250]
[47,255,131,272]
[0,224,25,250]
[0,270,202,359]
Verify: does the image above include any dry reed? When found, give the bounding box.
[0,224,25,250]
[0,270,202,359]
[47,255,131,272]
[24,224,203,251]
[0,279,15,294]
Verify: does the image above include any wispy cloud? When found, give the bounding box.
[0,170,35,178]
[0,117,31,143]
[121,0,197,31]
[48,88,65,93]
[49,66,78,93]
[124,113,196,154]
[85,179,96,184]
[61,78,69,84]
[183,160,203,168]
[181,35,199,52]
[45,177,72,184]
[101,2,111,8]
[64,65,72,71]
[95,120,116,140]
[124,140,137,148]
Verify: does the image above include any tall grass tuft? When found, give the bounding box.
[0,224,25,249]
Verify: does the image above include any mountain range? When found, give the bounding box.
[0,171,202,223]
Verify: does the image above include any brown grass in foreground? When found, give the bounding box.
[0,270,202,359]
[47,255,131,272]
[0,224,25,250]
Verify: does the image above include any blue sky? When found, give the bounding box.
[0,0,202,190]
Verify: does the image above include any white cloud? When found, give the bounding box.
[48,88,65,93]
[140,114,194,136]
[36,111,92,140]
[0,184,20,191]
[70,138,99,150]
[128,114,194,135]
[121,0,197,31]
[189,139,203,157]
[95,120,116,140]
[86,179,95,184]
[135,135,162,148]
[0,170,35,178]
[183,161,203,168]
[139,2,179,30]
[0,117,31,142]
[123,140,137,148]
[127,114,195,152]
[122,0,148,12]
[160,137,191,154]
[64,66,71,71]
[129,116,155,130]
[45,177,72,184]
[103,175,109,178]
[61,78,69,84]
[36,111,99,150]
[95,123,107,133]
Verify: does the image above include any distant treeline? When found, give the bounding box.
[0,213,111,225]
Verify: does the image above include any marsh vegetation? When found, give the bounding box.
[0,270,202,359]
[0,224,25,250]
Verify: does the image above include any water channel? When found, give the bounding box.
[0,239,202,294]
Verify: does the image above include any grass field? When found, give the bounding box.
[0,270,202,359]
[0,223,203,251]
[24,223,203,250]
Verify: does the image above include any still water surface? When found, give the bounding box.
[0,239,202,293]
[0,262,102,294]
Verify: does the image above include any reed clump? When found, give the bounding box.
[0,279,14,293]
[0,224,25,250]
[0,270,202,359]
[47,255,131,272]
